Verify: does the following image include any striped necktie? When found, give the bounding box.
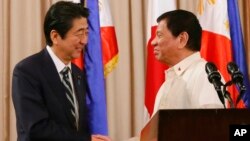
[60,67,77,128]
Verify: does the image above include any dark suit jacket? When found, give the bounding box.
[12,49,91,141]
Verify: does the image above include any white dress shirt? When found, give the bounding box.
[152,52,224,116]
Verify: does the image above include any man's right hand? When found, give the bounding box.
[91,134,112,141]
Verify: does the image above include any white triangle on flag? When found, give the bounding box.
[99,0,113,26]
[147,0,176,40]
[197,0,230,39]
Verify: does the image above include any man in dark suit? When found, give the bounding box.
[12,1,111,141]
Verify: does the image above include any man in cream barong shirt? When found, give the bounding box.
[126,9,225,141]
[151,10,224,116]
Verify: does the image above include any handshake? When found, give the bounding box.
[92,135,112,141]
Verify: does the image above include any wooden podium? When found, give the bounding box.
[140,109,250,141]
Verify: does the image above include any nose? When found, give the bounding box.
[80,34,88,45]
[151,36,157,47]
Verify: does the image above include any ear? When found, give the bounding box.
[177,32,189,49]
[50,30,60,45]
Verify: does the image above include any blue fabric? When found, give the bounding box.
[84,0,108,134]
[228,0,250,108]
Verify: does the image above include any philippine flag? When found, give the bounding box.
[197,0,250,108]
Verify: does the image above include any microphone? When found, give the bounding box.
[227,62,246,105]
[205,62,225,106]
[227,62,246,91]
[205,62,223,91]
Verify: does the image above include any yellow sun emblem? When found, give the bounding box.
[224,20,230,31]
[198,0,217,15]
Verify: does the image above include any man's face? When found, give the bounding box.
[57,17,88,61]
[151,20,179,65]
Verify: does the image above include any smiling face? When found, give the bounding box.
[151,20,179,66]
[51,17,88,64]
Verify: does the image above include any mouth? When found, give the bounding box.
[153,49,159,55]
[76,47,83,52]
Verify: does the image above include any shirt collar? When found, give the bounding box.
[46,45,72,73]
[166,52,201,77]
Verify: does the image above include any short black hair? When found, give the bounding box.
[157,9,202,51]
[44,1,89,46]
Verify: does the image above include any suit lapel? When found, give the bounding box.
[41,49,65,100]
[71,64,86,129]
[72,66,83,103]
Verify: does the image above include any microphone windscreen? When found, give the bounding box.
[205,62,221,83]
[227,62,239,74]
[205,62,217,74]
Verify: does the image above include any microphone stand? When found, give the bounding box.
[224,80,247,108]
[236,85,246,107]
[223,81,235,108]
[214,84,226,109]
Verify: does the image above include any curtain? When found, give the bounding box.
[242,0,250,79]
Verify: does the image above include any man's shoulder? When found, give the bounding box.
[183,59,207,82]
[14,49,47,72]
[186,58,206,73]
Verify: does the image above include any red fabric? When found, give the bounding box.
[72,52,84,70]
[100,26,118,65]
[145,26,168,116]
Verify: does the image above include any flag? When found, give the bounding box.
[99,0,119,76]
[145,0,176,118]
[227,0,250,108]
[72,0,118,134]
[197,0,250,108]
[85,0,108,134]
[72,1,118,73]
